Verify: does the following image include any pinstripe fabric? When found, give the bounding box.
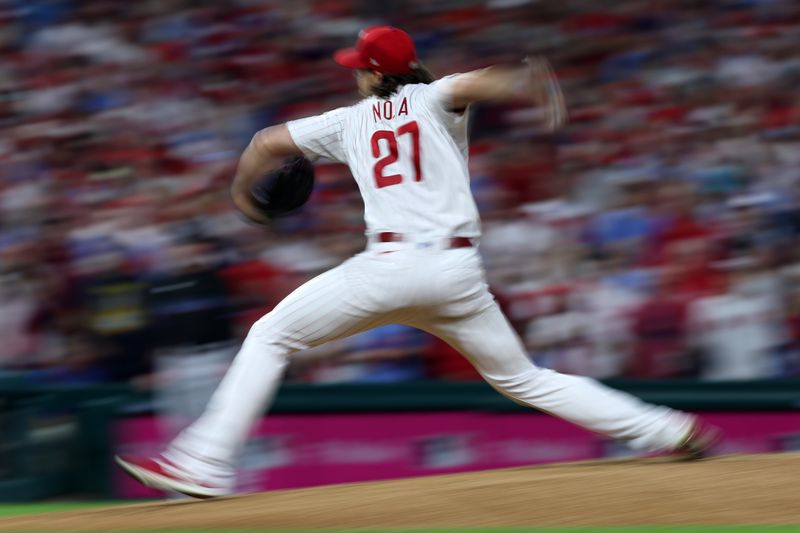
[166,247,694,488]
[287,108,348,163]
[161,78,696,488]
[287,77,480,240]
[409,303,694,453]
[166,253,402,479]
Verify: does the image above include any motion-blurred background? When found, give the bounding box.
[1,0,800,501]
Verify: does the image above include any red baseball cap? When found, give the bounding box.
[334,26,419,74]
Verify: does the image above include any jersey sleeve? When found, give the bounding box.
[418,72,478,116]
[286,107,348,163]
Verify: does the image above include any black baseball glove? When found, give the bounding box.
[250,156,315,219]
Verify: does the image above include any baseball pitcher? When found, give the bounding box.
[117,26,718,498]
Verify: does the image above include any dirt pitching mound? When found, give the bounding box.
[1,453,798,531]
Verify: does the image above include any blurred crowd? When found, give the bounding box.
[2,0,800,386]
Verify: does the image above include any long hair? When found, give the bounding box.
[373,65,435,98]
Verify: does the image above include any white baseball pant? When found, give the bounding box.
[166,243,693,488]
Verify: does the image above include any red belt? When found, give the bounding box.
[376,232,474,249]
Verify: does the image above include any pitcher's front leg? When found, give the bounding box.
[118,263,386,496]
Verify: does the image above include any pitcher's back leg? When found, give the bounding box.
[414,301,694,452]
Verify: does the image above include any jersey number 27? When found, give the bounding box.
[370,120,422,188]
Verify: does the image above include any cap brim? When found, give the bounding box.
[334,48,369,69]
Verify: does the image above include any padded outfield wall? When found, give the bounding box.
[0,378,798,500]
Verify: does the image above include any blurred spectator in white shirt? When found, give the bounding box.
[688,257,787,380]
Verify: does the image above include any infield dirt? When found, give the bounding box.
[0,453,797,531]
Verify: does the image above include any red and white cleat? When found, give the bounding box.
[115,454,230,499]
[674,419,723,460]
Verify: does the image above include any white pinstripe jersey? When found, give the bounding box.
[286,75,480,239]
